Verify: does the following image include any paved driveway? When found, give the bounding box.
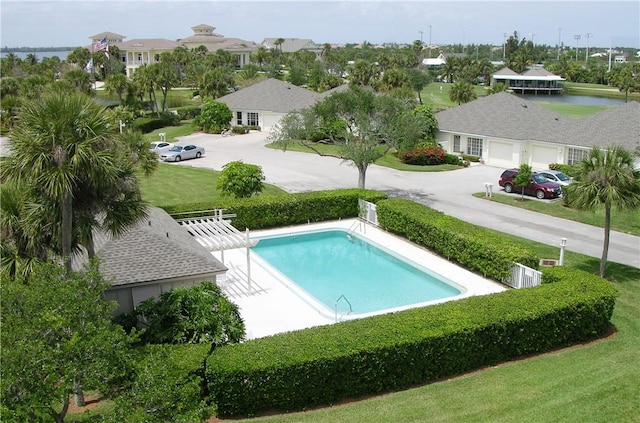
[174,131,639,269]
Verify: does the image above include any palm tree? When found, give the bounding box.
[104,73,129,103]
[1,90,151,271]
[564,146,640,277]
[449,80,477,105]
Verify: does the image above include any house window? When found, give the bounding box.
[137,53,142,63]
[568,147,589,165]
[236,111,242,125]
[247,112,259,127]
[453,135,461,153]
[466,137,483,157]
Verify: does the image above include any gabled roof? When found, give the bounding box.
[492,67,520,76]
[89,31,125,41]
[436,92,568,142]
[436,93,639,150]
[566,101,640,150]
[217,78,322,113]
[74,207,226,287]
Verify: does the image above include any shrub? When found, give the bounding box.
[205,268,617,417]
[376,198,538,279]
[400,146,446,165]
[160,189,388,230]
[217,161,265,199]
[231,125,251,134]
[112,344,213,421]
[194,100,232,133]
[461,154,481,162]
[133,281,245,345]
[174,105,202,120]
[132,113,181,133]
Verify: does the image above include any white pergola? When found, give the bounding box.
[176,210,257,292]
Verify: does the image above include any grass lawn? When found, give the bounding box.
[139,163,289,207]
[533,102,609,118]
[143,120,200,143]
[473,193,640,236]
[266,141,463,172]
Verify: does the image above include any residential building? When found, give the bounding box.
[88,24,258,78]
[436,92,639,170]
[491,67,565,94]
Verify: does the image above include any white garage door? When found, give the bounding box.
[531,145,558,170]
[487,141,514,168]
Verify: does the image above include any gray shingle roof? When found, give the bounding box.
[75,207,226,287]
[436,92,640,150]
[566,101,640,150]
[217,78,322,113]
[436,92,569,142]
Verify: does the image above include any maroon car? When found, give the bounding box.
[498,169,563,199]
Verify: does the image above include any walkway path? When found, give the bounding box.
[176,131,639,269]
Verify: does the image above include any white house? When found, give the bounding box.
[436,92,640,170]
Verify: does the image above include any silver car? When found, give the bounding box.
[538,170,573,186]
[160,144,205,162]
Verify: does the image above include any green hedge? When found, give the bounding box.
[205,268,617,417]
[376,198,539,280]
[161,189,388,230]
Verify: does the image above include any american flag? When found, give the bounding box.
[94,37,107,52]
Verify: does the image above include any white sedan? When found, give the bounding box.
[160,144,205,162]
[149,141,173,155]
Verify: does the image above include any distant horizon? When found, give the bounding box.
[1,1,638,49]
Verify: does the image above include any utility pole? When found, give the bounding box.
[503,32,507,60]
[557,28,562,60]
[574,34,581,60]
[585,32,592,61]
[419,30,424,44]
[428,24,432,58]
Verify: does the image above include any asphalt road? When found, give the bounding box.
[173,131,640,269]
[2,133,637,268]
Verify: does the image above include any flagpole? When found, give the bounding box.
[91,40,96,90]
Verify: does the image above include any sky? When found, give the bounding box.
[1,0,638,49]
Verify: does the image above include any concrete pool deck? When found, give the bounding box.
[215,219,506,340]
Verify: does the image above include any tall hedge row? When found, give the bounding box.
[205,268,617,417]
[375,198,539,280]
[160,189,388,230]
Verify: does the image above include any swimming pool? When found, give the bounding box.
[251,229,466,319]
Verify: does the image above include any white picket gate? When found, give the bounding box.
[504,263,542,289]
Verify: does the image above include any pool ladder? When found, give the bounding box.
[346,219,364,241]
[334,294,353,322]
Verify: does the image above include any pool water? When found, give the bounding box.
[251,230,462,316]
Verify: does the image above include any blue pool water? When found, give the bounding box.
[251,230,462,316]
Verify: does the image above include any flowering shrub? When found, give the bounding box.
[400,146,446,165]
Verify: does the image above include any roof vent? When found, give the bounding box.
[521,104,528,108]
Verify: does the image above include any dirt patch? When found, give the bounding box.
[67,394,104,414]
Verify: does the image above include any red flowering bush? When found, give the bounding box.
[400,146,446,165]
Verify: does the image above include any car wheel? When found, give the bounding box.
[536,189,545,199]
[196,152,202,158]
[174,155,181,162]
[504,183,513,193]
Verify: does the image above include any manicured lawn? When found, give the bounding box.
[138,163,289,207]
[144,120,200,143]
[473,192,640,236]
[266,141,463,172]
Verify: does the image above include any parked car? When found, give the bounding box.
[160,144,205,162]
[498,169,563,199]
[537,170,573,186]
[149,141,173,155]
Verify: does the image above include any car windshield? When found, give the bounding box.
[533,174,550,183]
[168,146,183,152]
[555,172,570,181]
